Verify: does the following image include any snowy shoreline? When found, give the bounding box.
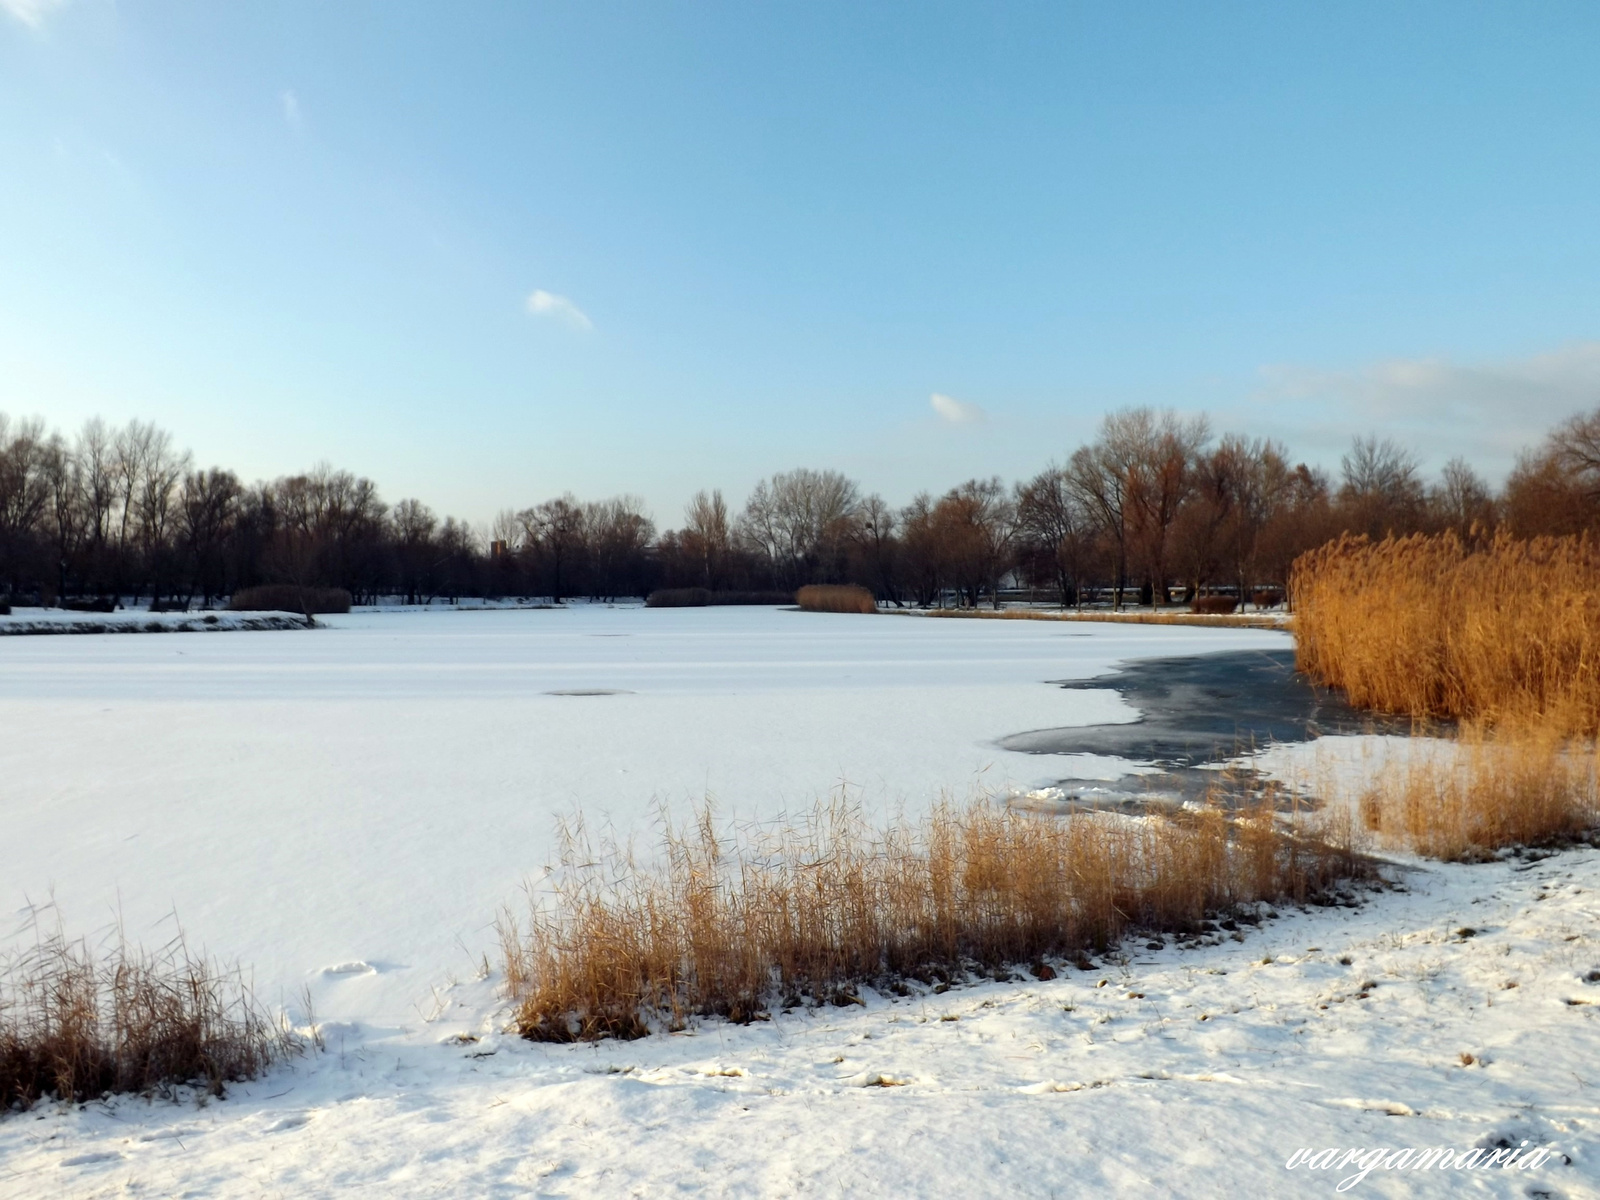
[0,608,308,635]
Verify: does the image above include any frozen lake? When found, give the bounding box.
[0,606,1288,1028]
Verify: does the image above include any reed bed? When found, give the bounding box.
[1292,531,1600,735]
[499,793,1360,1042]
[0,922,290,1110]
[795,585,877,614]
[1353,726,1600,862]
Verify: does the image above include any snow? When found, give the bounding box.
[3,607,1594,1196]
[3,846,1595,1197]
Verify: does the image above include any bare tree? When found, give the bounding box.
[392,498,439,604]
[178,469,243,605]
[680,489,731,589]
[737,468,860,587]
[1430,457,1496,538]
[1065,440,1132,609]
[0,415,50,596]
[1069,408,1208,607]
[1338,435,1425,538]
[1549,407,1600,499]
[853,493,901,603]
[584,496,656,599]
[518,494,587,601]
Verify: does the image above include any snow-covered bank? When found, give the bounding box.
[3,846,1594,1198]
[0,608,307,635]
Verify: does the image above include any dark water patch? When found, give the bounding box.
[1002,649,1425,812]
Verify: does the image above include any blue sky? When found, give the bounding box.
[3,1,1599,528]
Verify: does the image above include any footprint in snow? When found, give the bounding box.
[60,1152,124,1168]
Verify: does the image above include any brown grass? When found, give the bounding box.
[1354,726,1599,861]
[499,792,1359,1041]
[1292,530,1600,735]
[0,919,291,1110]
[796,585,876,614]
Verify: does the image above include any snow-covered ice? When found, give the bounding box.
[1,606,1280,1031]
[4,607,1595,1197]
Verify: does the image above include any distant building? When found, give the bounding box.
[490,539,509,559]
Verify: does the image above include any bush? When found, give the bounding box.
[1250,589,1283,609]
[646,588,710,608]
[0,598,9,616]
[1189,595,1238,615]
[229,585,352,614]
[61,597,116,613]
[796,585,876,614]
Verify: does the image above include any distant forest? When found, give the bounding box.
[1,406,1597,609]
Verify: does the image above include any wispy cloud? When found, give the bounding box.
[280,90,303,130]
[1242,341,1600,475]
[930,392,986,424]
[1,0,68,28]
[526,289,594,332]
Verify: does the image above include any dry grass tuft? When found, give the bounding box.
[795,585,876,614]
[1292,530,1600,735]
[500,793,1360,1042]
[1355,726,1599,861]
[0,919,291,1110]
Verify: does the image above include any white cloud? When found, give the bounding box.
[930,392,985,424]
[525,289,594,332]
[1240,341,1600,477]
[1,0,67,28]
[280,90,303,130]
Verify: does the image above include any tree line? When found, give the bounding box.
[2,405,1597,609]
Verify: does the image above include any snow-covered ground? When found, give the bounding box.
[3,847,1595,1198]
[4,607,1594,1197]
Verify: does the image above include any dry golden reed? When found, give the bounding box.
[795,585,877,614]
[1355,727,1599,862]
[500,793,1358,1042]
[0,920,289,1110]
[1292,530,1600,735]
